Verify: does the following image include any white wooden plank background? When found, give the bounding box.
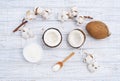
[0,0,120,81]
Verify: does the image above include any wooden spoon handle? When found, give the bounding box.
[62,52,75,63]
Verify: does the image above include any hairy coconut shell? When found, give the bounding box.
[86,21,110,39]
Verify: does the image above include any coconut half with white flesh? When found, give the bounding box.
[42,28,62,47]
[68,29,86,48]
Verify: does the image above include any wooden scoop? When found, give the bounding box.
[52,52,75,71]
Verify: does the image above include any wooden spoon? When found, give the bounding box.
[52,52,75,72]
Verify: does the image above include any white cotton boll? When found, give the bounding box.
[41,9,51,19]
[25,10,36,21]
[68,11,78,18]
[76,16,85,25]
[58,14,69,22]
[71,11,78,17]
[67,12,72,18]
[27,28,34,38]
[21,28,34,39]
[76,16,85,23]
[22,31,30,39]
[58,10,69,22]
[87,62,100,73]
[21,28,29,39]
[44,9,51,14]
[62,14,69,21]
[41,12,49,19]
[82,51,100,73]
[71,6,78,12]
[33,7,43,15]
[69,7,78,18]
[83,54,95,64]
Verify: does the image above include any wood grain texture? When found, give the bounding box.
[0,0,120,81]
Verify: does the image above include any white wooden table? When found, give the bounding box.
[0,0,120,81]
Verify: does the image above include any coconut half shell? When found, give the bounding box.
[42,28,62,48]
[86,21,110,39]
[67,29,86,48]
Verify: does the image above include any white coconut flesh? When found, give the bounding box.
[68,30,85,48]
[23,43,43,63]
[44,29,62,47]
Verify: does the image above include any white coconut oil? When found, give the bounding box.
[23,43,43,63]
